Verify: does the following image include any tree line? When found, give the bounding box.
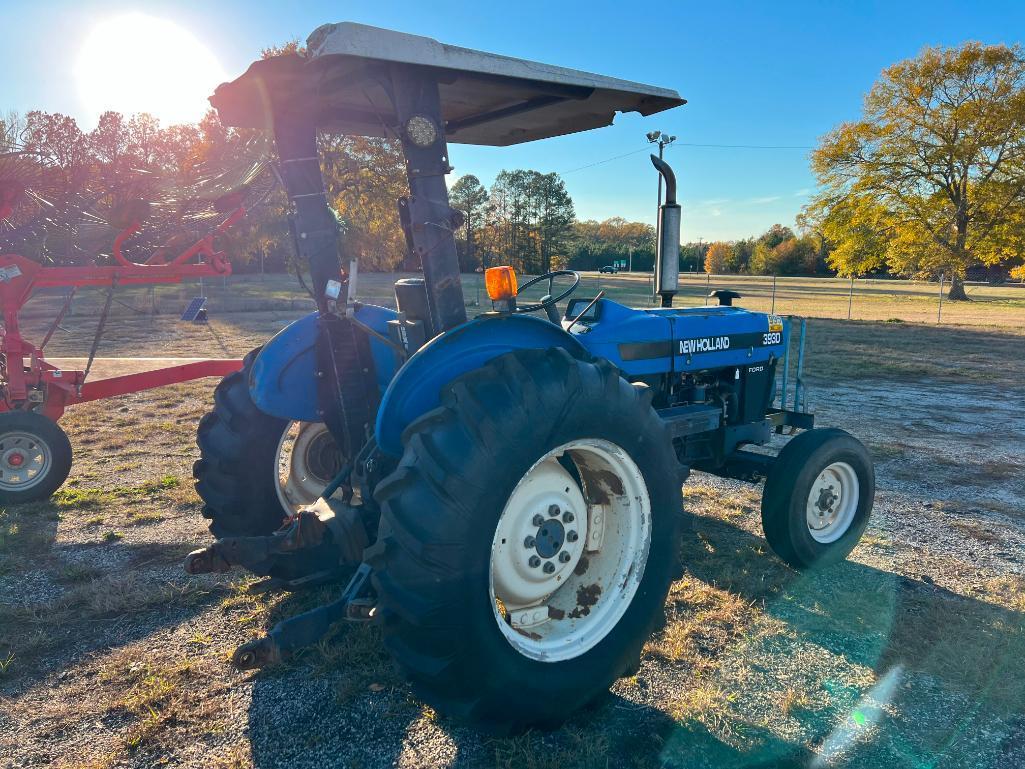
[0,107,657,277]
[702,224,829,276]
[7,38,1020,291]
[450,173,665,274]
[0,108,414,274]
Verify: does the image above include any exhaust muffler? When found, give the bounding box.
[650,155,680,308]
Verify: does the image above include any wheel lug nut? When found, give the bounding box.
[559,551,571,563]
[566,530,578,542]
[543,561,556,574]
[548,504,560,517]
[562,511,574,523]
[529,555,541,568]
[532,514,544,526]
[523,536,536,548]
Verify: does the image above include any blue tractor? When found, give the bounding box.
[186,23,874,732]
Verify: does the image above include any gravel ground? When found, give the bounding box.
[0,317,1023,769]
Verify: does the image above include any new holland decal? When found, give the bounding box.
[679,336,730,355]
[618,326,785,362]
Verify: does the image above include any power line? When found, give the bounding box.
[561,140,813,175]
[677,142,812,150]
[562,147,650,174]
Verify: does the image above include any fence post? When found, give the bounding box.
[704,272,710,305]
[938,273,945,324]
[771,274,777,314]
[847,275,855,320]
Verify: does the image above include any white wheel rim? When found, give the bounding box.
[0,430,52,492]
[274,422,344,512]
[806,461,859,543]
[489,439,651,662]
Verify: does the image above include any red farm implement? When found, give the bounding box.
[0,152,253,502]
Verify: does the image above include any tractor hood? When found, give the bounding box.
[210,22,685,146]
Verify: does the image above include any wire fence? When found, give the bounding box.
[16,270,1025,330]
[573,271,1025,329]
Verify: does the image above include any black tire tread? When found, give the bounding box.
[193,348,289,539]
[368,347,686,732]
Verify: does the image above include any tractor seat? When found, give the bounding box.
[709,289,742,307]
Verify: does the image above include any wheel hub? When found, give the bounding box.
[490,440,653,663]
[305,429,343,481]
[815,485,838,515]
[534,518,566,558]
[491,459,586,609]
[0,432,51,490]
[806,462,859,544]
[275,422,345,512]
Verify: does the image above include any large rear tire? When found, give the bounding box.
[193,349,292,539]
[368,348,685,732]
[193,350,348,581]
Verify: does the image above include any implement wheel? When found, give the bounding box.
[368,348,685,732]
[761,427,874,570]
[0,411,72,504]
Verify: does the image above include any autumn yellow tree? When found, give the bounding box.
[808,43,1025,298]
[704,241,732,274]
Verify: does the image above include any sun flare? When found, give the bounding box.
[76,13,227,126]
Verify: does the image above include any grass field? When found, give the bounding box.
[1,276,1024,768]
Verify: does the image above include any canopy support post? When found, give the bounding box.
[390,65,467,334]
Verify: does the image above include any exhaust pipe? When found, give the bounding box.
[650,155,680,308]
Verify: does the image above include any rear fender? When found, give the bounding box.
[374,314,587,456]
[250,305,399,421]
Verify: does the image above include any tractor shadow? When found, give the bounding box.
[674,513,1025,767]
[245,658,814,769]
[243,513,1025,769]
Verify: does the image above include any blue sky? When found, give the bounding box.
[5,0,1024,240]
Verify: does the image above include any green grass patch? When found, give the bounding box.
[52,475,182,512]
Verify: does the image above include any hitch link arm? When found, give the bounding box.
[231,563,376,670]
[183,498,368,576]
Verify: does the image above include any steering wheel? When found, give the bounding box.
[514,270,580,313]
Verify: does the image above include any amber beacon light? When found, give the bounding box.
[485,266,518,301]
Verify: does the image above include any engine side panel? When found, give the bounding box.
[570,299,786,374]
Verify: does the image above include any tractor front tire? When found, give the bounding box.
[368,348,685,733]
[761,427,874,570]
[0,411,73,504]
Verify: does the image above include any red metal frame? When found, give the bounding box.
[0,208,246,421]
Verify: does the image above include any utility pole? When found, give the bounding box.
[647,131,677,210]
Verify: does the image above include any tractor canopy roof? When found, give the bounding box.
[210,22,685,146]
